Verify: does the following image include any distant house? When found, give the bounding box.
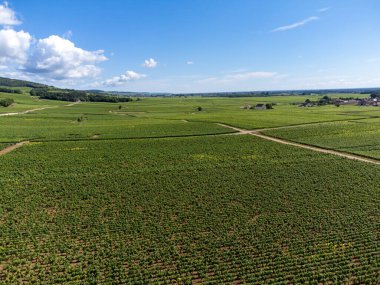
[346,99,359,105]
[333,99,345,105]
[255,104,266,110]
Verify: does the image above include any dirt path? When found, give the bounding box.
[0,141,29,156]
[64,101,81,107]
[217,124,380,165]
[0,102,80,117]
[217,123,253,134]
[0,106,53,117]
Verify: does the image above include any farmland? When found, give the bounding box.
[263,118,380,159]
[0,88,379,284]
[0,89,378,142]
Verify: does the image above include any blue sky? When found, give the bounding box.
[0,0,379,92]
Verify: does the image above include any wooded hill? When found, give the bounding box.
[0,77,47,88]
[0,77,133,103]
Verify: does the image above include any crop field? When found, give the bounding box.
[0,91,379,284]
[1,136,380,284]
[0,113,233,142]
[0,88,379,142]
[263,118,380,159]
[0,88,67,114]
[0,90,379,143]
[0,143,10,151]
[122,95,378,130]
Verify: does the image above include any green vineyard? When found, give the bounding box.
[1,1,380,283]
[1,135,379,284]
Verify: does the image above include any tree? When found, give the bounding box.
[197,106,202,111]
[265,103,273,109]
[0,98,14,107]
[318,96,331,106]
[322,95,331,100]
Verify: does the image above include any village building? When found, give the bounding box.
[255,104,267,110]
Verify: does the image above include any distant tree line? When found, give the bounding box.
[30,88,133,103]
[0,77,46,88]
[0,98,14,107]
[300,94,379,107]
[339,96,361,100]
[175,88,380,98]
[300,96,334,107]
[0,87,22,94]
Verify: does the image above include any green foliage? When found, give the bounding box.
[0,136,379,283]
[0,87,22,94]
[0,98,14,107]
[30,88,133,103]
[265,103,273,109]
[0,76,46,88]
[0,91,379,283]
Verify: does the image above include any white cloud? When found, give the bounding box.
[272,16,319,32]
[318,7,330,13]
[0,2,21,26]
[186,61,194,65]
[0,69,33,80]
[101,71,146,87]
[25,35,107,79]
[0,4,108,85]
[142,58,157,68]
[0,28,31,63]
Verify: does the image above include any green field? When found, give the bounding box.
[0,90,379,284]
[0,88,67,114]
[0,89,378,142]
[263,118,380,159]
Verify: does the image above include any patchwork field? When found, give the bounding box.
[0,90,379,284]
[1,136,379,284]
[264,118,380,159]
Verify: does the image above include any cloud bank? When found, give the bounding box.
[101,71,146,87]
[0,28,31,63]
[0,2,108,82]
[24,35,107,79]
